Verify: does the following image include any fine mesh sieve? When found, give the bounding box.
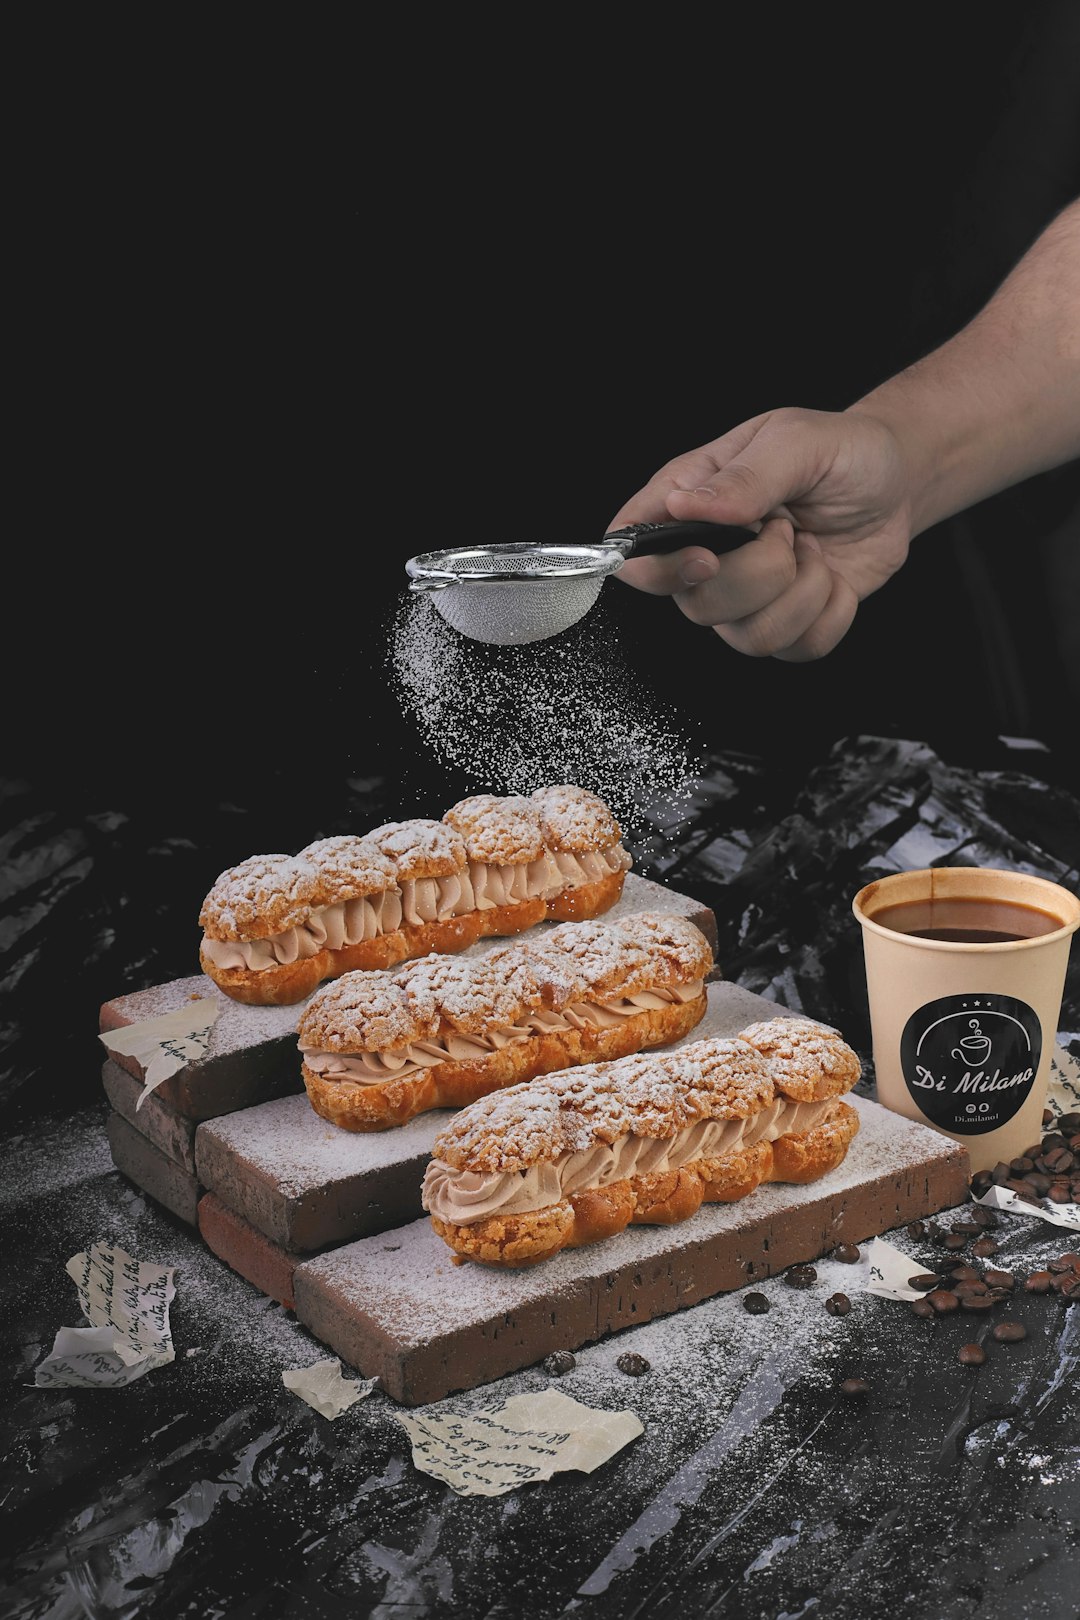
[405,521,759,646]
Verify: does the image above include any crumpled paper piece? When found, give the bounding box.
[99,998,220,1109]
[864,1237,927,1302]
[396,1388,643,1497]
[282,1358,376,1418]
[1049,1042,1080,1113]
[973,1184,1080,1232]
[34,1242,176,1387]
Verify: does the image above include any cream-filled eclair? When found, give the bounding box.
[297,913,713,1130]
[422,1017,862,1266]
[198,785,632,1005]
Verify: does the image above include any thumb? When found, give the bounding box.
[667,420,820,527]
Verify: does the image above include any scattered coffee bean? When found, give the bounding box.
[991,1321,1027,1343]
[971,1237,999,1259]
[990,1162,1011,1185]
[785,1265,817,1289]
[972,1207,999,1231]
[1061,1278,1080,1302]
[1023,1174,1052,1196]
[826,1293,852,1316]
[1050,1274,1074,1294]
[1059,1112,1080,1132]
[927,1290,960,1314]
[839,1377,870,1398]
[948,1264,980,1283]
[1009,1157,1034,1176]
[1024,1271,1053,1294]
[1047,1256,1077,1273]
[833,1243,860,1264]
[961,1296,996,1313]
[908,1274,942,1292]
[910,1298,935,1319]
[616,1352,650,1376]
[954,1281,989,1299]
[1048,1185,1073,1203]
[906,1220,928,1239]
[950,1221,980,1237]
[543,1351,576,1376]
[957,1343,986,1366]
[743,1292,770,1314]
[1054,1253,1080,1271]
[1042,1107,1055,1127]
[983,1269,1015,1291]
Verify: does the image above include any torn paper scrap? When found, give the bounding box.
[34,1242,176,1388]
[99,997,220,1109]
[974,1184,1080,1233]
[864,1237,926,1302]
[282,1359,376,1418]
[396,1388,643,1498]
[1049,1043,1080,1114]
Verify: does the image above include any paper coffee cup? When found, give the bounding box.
[852,867,1080,1174]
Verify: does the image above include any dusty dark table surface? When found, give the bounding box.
[3,733,1080,1620]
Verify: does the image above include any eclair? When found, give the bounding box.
[198,785,633,1005]
[422,1017,862,1266]
[297,913,713,1130]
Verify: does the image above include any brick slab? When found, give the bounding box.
[101,1059,197,1172]
[198,1193,301,1311]
[106,1111,203,1226]
[293,1094,971,1405]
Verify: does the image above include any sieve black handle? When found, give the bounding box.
[604,520,759,558]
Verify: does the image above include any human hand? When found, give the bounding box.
[611,406,915,660]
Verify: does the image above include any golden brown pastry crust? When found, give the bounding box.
[301,991,707,1131]
[198,789,632,1004]
[432,1100,861,1266]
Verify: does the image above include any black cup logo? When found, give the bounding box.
[899,994,1042,1134]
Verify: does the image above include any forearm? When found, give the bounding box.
[850,198,1080,537]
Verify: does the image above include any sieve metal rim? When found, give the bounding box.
[406,542,626,591]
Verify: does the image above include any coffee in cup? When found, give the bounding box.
[852,866,1080,1173]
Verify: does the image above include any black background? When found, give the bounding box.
[11,6,1080,821]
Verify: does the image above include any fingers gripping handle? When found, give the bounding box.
[604,520,759,558]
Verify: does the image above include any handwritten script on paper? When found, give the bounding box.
[98,998,221,1109]
[1049,1042,1080,1114]
[396,1389,643,1498]
[33,1242,176,1388]
[864,1237,926,1302]
[282,1359,377,1418]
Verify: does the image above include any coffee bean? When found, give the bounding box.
[971,1238,999,1259]
[961,1296,996,1313]
[908,1273,942,1292]
[1061,1278,1080,1301]
[1050,1274,1074,1294]
[1054,1253,1080,1272]
[972,1207,999,1230]
[948,1264,981,1282]
[954,1281,989,1299]
[785,1265,817,1289]
[839,1377,870,1398]
[990,1162,1011,1185]
[950,1221,980,1236]
[1041,1134,1066,1151]
[743,1292,770,1314]
[1059,1112,1080,1132]
[1022,1144,1045,1161]
[543,1350,576,1376]
[826,1293,852,1316]
[957,1343,986,1366]
[1022,1174,1052,1196]
[833,1243,860,1264]
[1024,1271,1052,1293]
[984,1269,1015,1291]
[1042,1107,1055,1127]
[928,1290,960,1314]
[943,1233,968,1251]
[1047,1256,1077,1273]
[616,1352,650,1376]
[969,1172,993,1197]
[1048,1185,1073,1203]
[910,1298,935,1319]
[906,1220,928,1239]
[991,1321,1027,1343]
[1009,1158,1034,1175]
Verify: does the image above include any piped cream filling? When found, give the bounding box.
[201,846,629,972]
[422,1097,835,1223]
[300,980,705,1083]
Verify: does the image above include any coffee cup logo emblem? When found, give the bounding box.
[899,994,1041,1134]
